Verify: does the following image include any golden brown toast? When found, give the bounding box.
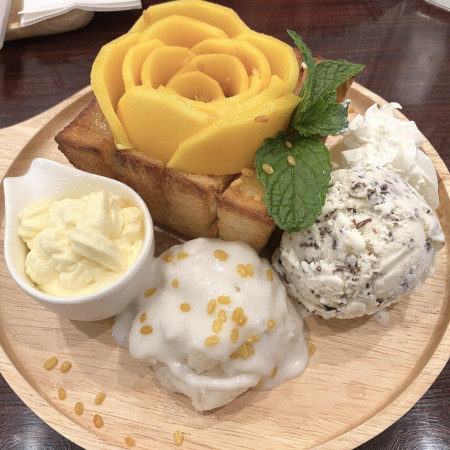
[55,50,355,251]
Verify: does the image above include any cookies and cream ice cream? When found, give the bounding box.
[113,238,308,411]
[274,165,445,320]
[338,102,439,210]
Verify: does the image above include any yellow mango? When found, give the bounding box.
[166,71,225,102]
[167,93,301,175]
[129,0,249,37]
[173,54,249,97]
[141,46,196,88]
[91,32,140,147]
[122,39,165,90]
[191,38,271,89]
[139,15,227,48]
[237,31,299,94]
[117,86,210,163]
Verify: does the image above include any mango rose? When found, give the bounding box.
[91,0,301,175]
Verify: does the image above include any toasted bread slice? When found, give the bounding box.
[55,50,355,251]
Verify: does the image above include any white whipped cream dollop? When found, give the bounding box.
[340,102,439,210]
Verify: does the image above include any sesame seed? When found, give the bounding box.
[58,387,66,400]
[125,436,136,447]
[103,317,115,329]
[231,328,239,343]
[218,309,227,323]
[229,350,239,359]
[75,401,84,415]
[308,342,316,357]
[262,164,274,174]
[93,414,104,428]
[212,319,222,333]
[245,264,254,277]
[162,254,174,263]
[60,361,72,373]
[232,307,244,322]
[180,303,191,312]
[142,10,151,22]
[140,325,153,335]
[239,344,249,359]
[255,378,263,389]
[172,279,179,287]
[177,252,189,260]
[254,114,268,123]
[205,335,220,346]
[236,264,247,277]
[287,155,296,166]
[266,269,274,281]
[271,366,278,378]
[207,299,217,315]
[174,430,184,446]
[285,140,293,149]
[197,62,205,72]
[213,249,229,261]
[140,313,147,323]
[94,392,106,405]
[246,334,260,344]
[237,316,248,327]
[217,295,231,304]
[44,356,58,370]
[145,286,157,297]
[247,343,255,355]
[267,319,277,329]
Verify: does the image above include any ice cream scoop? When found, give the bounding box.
[112,238,309,411]
[273,165,445,320]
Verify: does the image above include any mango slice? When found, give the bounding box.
[91,0,303,174]
[236,31,299,94]
[141,46,196,88]
[172,54,249,97]
[166,71,225,102]
[117,86,210,163]
[191,38,271,89]
[139,15,227,47]
[129,0,249,37]
[91,32,140,147]
[167,93,301,175]
[122,39,165,90]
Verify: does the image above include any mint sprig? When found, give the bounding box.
[255,132,331,232]
[255,30,364,233]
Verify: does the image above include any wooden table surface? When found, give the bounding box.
[0,0,449,448]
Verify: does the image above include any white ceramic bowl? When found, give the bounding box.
[3,158,155,321]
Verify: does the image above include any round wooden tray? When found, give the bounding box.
[0,84,449,449]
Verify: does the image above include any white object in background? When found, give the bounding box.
[0,0,13,49]
[20,0,142,27]
[424,0,450,12]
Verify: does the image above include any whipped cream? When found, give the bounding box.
[18,190,144,297]
[339,102,439,210]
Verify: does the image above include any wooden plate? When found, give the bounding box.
[0,83,449,449]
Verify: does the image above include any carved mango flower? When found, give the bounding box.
[91,0,300,175]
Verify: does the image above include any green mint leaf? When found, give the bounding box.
[255,132,332,232]
[287,30,315,113]
[296,99,350,136]
[312,59,365,99]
